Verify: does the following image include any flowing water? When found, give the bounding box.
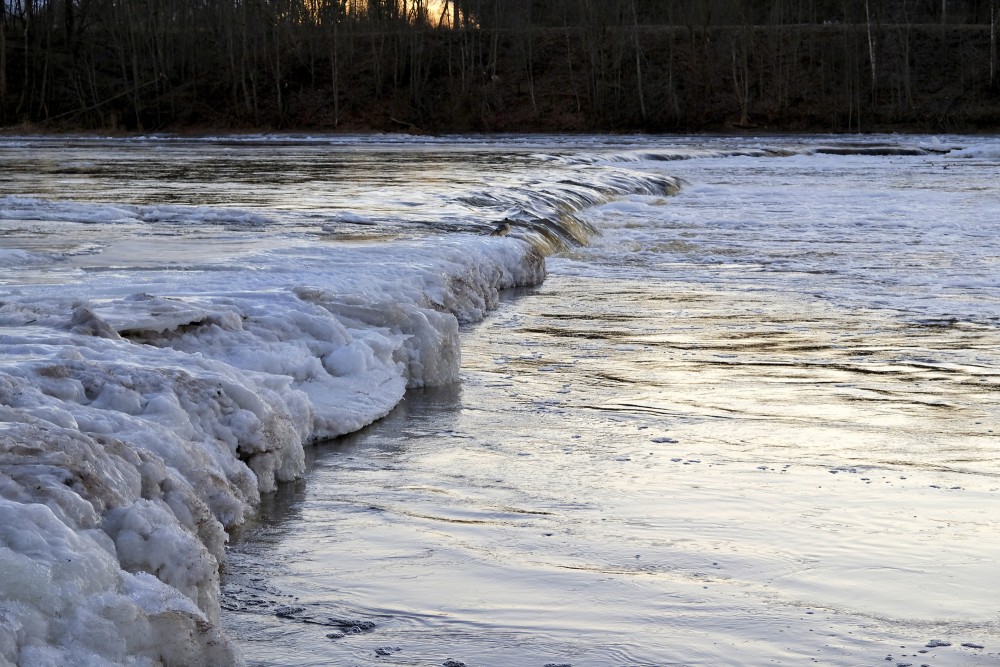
[0,134,998,666]
[216,137,1000,666]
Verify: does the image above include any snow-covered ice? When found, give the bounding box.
[0,134,575,664]
[0,233,545,664]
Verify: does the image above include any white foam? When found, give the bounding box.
[949,143,1000,159]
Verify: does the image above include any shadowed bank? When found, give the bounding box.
[2,1,999,133]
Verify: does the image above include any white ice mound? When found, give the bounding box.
[0,249,60,269]
[949,143,1000,159]
[0,236,544,665]
[0,195,273,227]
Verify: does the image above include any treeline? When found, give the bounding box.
[2,0,998,133]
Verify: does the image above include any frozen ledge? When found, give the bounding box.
[0,237,544,666]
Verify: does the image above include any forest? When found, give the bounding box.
[2,0,998,133]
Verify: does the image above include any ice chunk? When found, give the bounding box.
[0,220,547,664]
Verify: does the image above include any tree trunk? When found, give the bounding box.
[1,2,7,117]
[631,0,646,122]
[865,0,877,102]
[331,18,340,126]
[17,0,33,118]
[992,1,997,87]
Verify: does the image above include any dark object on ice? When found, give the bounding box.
[375,646,401,656]
[489,219,513,236]
[443,661,467,667]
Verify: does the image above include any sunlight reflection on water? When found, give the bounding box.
[213,136,1000,665]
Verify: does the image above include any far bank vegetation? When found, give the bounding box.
[2,0,998,133]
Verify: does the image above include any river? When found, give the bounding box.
[0,134,997,666]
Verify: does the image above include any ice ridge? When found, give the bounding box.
[0,237,544,666]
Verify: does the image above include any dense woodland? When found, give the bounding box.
[2,0,999,133]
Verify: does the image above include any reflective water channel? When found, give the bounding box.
[220,136,1000,666]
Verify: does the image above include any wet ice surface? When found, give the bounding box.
[221,138,1000,666]
[0,136,563,664]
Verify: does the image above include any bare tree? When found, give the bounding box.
[992,0,998,86]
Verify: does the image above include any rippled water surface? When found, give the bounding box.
[213,136,1000,665]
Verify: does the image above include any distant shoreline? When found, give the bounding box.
[4,16,999,136]
[2,125,998,137]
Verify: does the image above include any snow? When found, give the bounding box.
[0,249,57,269]
[0,196,273,227]
[0,202,545,663]
[950,144,1000,159]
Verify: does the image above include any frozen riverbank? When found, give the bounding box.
[0,237,545,665]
